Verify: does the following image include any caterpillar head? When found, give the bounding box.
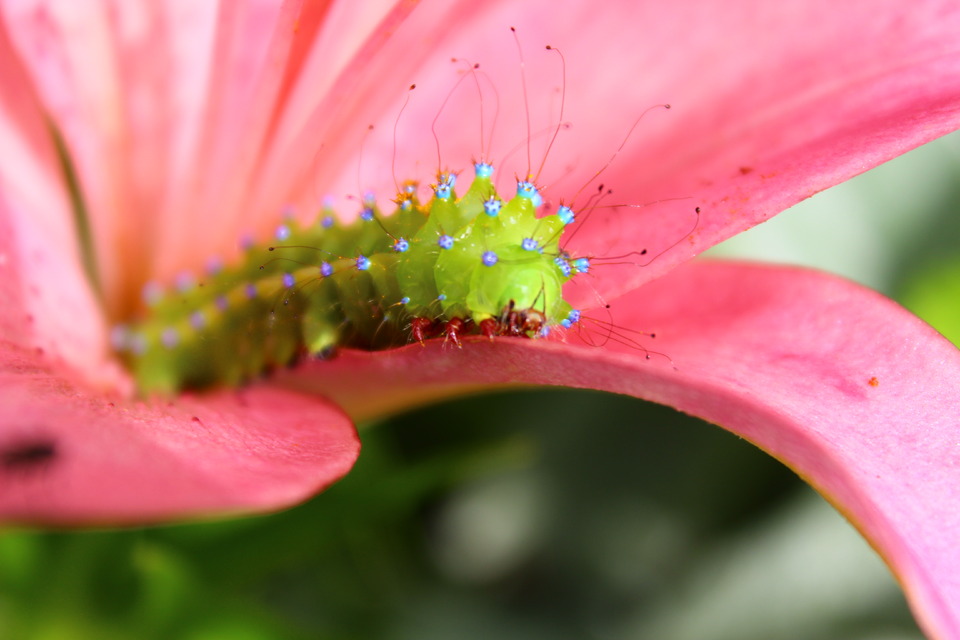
[430,167,576,336]
[464,243,569,329]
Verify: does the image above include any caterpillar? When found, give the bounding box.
[111,31,690,396]
[112,162,591,394]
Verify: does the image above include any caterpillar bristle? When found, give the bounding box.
[112,33,691,396]
[113,161,592,394]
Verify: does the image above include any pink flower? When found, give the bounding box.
[2,0,960,637]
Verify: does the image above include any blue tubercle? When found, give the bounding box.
[557,205,575,225]
[481,251,498,266]
[521,237,539,252]
[434,172,456,199]
[355,255,371,271]
[560,309,581,328]
[110,325,129,351]
[190,311,206,330]
[142,281,163,306]
[206,256,224,275]
[516,180,544,207]
[282,272,296,288]
[360,207,375,222]
[438,234,455,250]
[393,238,410,252]
[129,333,147,356]
[161,328,179,349]
[275,224,291,241]
[516,180,538,200]
[320,262,334,277]
[554,256,572,278]
[474,162,494,178]
[175,272,195,293]
[571,257,590,274]
[483,196,502,217]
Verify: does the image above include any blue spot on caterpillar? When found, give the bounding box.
[112,162,592,394]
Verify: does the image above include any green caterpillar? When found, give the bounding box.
[113,162,590,394]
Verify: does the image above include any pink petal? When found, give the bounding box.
[156,0,410,279]
[2,0,155,318]
[0,0,475,300]
[278,260,960,640]
[0,21,114,384]
[245,0,490,246]
[8,0,959,329]
[0,339,360,525]
[325,0,960,305]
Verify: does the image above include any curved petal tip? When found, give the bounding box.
[0,341,360,526]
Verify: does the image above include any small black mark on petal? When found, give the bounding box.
[1,439,57,473]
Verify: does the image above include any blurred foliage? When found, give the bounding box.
[2,133,957,639]
[899,257,960,346]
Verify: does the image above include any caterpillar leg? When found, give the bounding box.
[410,317,435,346]
[479,318,498,340]
[444,317,466,349]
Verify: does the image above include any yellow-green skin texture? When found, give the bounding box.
[118,165,577,394]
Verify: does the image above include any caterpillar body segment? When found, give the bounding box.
[114,163,586,394]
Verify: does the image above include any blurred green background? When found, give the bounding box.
[2,132,958,640]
